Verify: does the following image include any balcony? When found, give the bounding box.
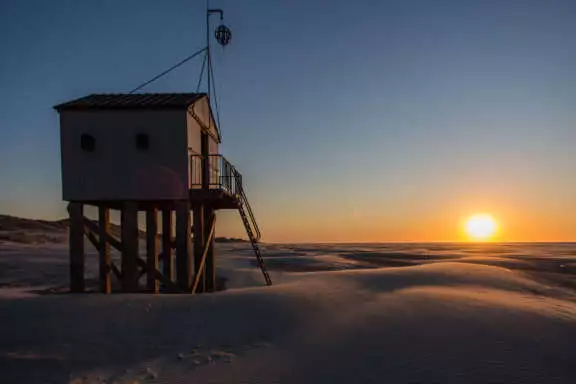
[189,154,263,244]
[189,154,243,207]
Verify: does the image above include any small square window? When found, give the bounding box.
[80,134,95,152]
[136,133,149,151]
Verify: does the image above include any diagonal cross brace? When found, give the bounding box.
[190,217,216,294]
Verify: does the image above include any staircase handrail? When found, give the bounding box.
[236,180,262,242]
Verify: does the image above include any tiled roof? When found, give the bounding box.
[54,93,205,111]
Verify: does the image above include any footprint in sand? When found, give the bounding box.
[209,350,235,364]
[177,348,237,368]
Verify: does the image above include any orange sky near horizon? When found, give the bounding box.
[2,159,575,244]
[252,215,575,244]
[217,195,576,243]
[1,194,574,244]
[228,167,576,243]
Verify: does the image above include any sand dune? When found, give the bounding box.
[1,241,576,383]
[0,215,248,246]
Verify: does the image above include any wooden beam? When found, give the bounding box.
[84,218,122,252]
[85,227,99,250]
[204,208,216,292]
[157,239,176,262]
[98,207,111,294]
[121,202,139,292]
[135,256,180,293]
[146,209,159,293]
[68,203,85,293]
[161,210,174,284]
[137,266,147,281]
[111,262,122,283]
[175,201,192,291]
[193,204,205,293]
[191,217,216,294]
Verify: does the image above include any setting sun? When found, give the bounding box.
[465,214,497,241]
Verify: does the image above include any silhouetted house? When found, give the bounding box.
[53,92,270,295]
[54,93,220,201]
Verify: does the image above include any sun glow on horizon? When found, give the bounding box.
[465,214,497,241]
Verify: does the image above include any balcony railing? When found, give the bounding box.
[190,154,242,196]
[190,154,262,242]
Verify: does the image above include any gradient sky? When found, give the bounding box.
[1,0,575,242]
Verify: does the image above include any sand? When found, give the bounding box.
[1,241,575,383]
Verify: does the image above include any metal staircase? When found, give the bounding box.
[190,154,272,286]
[237,187,272,286]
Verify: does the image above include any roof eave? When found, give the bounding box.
[54,105,193,112]
[203,95,222,143]
[52,92,207,112]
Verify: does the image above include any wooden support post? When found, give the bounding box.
[191,215,216,294]
[161,209,174,285]
[204,208,216,292]
[146,209,159,293]
[193,203,205,293]
[201,132,210,190]
[135,256,180,292]
[121,202,139,292]
[98,206,111,294]
[175,201,192,291]
[68,203,85,293]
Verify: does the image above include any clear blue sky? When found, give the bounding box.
[1,0,575,241]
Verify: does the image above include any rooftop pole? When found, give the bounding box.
[206,8,223,134]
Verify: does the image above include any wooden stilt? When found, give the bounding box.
[135,255,180,292]
[98,206,111,293]
[161,209,174,285]
[146,209,159,293]
[196,130,210,293]
[121,202,139,292]
[204,208,216,292]
[193,204,205,293]
[191,215,216,294]
[68,203,85,293]
[176,201,192,291]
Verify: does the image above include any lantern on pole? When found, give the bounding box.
[215,24,232,46]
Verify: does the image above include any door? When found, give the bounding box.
[201,132,210,188]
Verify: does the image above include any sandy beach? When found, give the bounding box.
[1,241,576,383]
